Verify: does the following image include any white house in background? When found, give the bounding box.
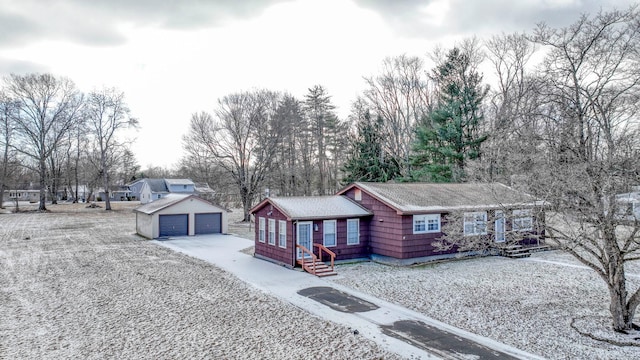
[616,191,640,220]
[128,178,196,204]
[2,189,40,203]
[134,193,229,239]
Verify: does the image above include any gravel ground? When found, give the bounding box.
[0,202,401,360]
[328,252,640,360]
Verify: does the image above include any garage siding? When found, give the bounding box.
[194,213,222,234]
[159,214,189,237]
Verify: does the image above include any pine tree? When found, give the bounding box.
[342,112,400,184]
[412,46,488,182]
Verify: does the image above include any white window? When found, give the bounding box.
[258,217,265,243]
[323,220,337,247]
[464,212,488,236]
[268,219,276,245]
[278,220,287,248]
[347,219,360,245]
[413,214,440,234]
[354,188,362,201]
[512,209,533,231]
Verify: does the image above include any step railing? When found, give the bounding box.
[296,244,336,275]
[313,243,336,271]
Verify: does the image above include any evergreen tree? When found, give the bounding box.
[412,46,488,182]
[342,112,400,184]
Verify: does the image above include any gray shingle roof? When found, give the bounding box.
[347,182,541,213]
[263,195,372,220]
[164,179,194,186]
[146,179,169,193]
[134,194,191,214]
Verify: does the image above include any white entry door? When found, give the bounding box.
[296,222,313,259]
[495,211,506,243]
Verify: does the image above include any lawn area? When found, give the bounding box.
[328,251,640,359]
[0,202,400,360]
[3,201,639,359]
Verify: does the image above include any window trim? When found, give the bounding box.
[512,209,533,232]
[258,217,265,243]
[347,219,360,245]
[323,220,337,247]
[278,220,287,248]
[413,214,441,234]
[464,211,488,236]
[268,218,276,245]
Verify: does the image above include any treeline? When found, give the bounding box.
[0,74,139,211]
[183,7,640,222]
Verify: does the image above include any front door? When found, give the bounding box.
[296,221,313,260]
[495,210,505,243]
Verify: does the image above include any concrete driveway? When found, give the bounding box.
[155,234,544,360]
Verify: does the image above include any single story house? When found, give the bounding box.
[134,194,229,239]
[2,189,40,203]
[250,182,545,268]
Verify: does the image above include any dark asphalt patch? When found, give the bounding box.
[381,320,519,359]
[297,286,379,313]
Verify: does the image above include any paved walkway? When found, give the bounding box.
[155,235,545,360]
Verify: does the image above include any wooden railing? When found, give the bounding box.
[296,244,336,275]
[313,243,336,270]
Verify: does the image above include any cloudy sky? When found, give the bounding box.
[0,0,631,168]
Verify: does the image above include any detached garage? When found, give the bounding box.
[134,194,228,239]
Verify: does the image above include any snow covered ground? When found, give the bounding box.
[0,203,401,359]
[328,251,640,359]
[2,202,639,359]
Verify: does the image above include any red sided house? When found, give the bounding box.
[250,182,546,275]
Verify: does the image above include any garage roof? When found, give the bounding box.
[134,194,215,215]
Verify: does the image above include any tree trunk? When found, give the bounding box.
[609,277,634,331]
[241,185,251,222]
[38,157,46,211]
[103,169,112,211]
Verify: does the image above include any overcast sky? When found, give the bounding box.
[0,0,632,168]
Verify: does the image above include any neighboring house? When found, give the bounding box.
[194,182,216,201]
[2,190,40,203]
[616,191,640,220]
[97,185,132,201]
[165,179,195,193]
[250,182,546,269]
[128,178,197,204]
[134,193,229,239]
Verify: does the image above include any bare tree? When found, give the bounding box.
[183,90,283,221]
[529,6,640,333]
[6,73,84,211]
[363,54,432,177]
[0,91,17,208]
[483,32,539,182]
[85,87,137,210]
